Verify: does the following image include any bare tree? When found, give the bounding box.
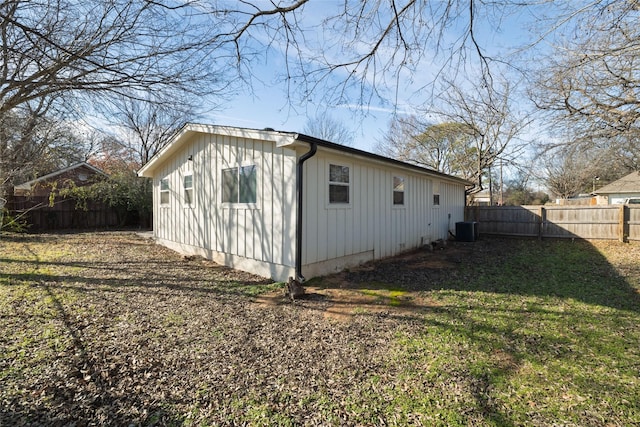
[5,1,634,119]
[0,100,89,196]
[3,0,623,124]
[539,141,635,199]
[377,117,476,177]
[101,95,199,166]
[543,150,599,199]
[3,0,634,197]
[532,1,640,161]
[427,78,531,192]
[195,0,519,109]
[0,0,225,115]
[378,77,531,192]
[303,111,354,145]
[0,0,227,193]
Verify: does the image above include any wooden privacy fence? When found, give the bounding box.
[465,205,640,242]
[7,196,120,231]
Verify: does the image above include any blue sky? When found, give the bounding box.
[208,94,399,152]
[204,1,552,154]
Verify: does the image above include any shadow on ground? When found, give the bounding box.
[296,237,640,317]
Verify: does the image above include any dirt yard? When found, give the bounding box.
[2,232,440,425]
[2,232,639,426]
[257,241,471,321]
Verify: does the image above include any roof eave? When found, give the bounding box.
[137,124,472,187]
[14,162,108,189]
[138,123,298,177]
[293,133,473,186]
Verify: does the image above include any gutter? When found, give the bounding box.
[295,140,318,282]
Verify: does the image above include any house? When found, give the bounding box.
[13,162,107,196]
[138,124,471,282]
[594,171,640,205]
[469,190,491,206]
[11,162,118,231]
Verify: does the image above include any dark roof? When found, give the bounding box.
[294,133,472,186]
[138,123,473,186]
[14,162,107,191]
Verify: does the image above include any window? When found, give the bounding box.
[160,178,170,205]
[329,164,350,204]
[183,172,193,205]
[222,165,257,203]
[433,194,440,206]
[393,176,405,205]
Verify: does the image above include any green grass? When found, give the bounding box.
[377,240,640,426]
[357,288,409,306]
[301,239,640,425]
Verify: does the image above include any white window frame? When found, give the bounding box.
[328,163,351,206]
[183,171,194,207]
[221,163,258,206]
[160,177,170,206]
[433,193,441,207]
[393,176,406,207]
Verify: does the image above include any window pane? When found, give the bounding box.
[183,174,193,189]
[393,176,405,205]
[393,191,404,205]
[433,194,440,206]
[239,165,257,203]
[329,164,349,183]
[222,168,238,203]
[183,174,193,204]
[160,178,170,205]
[329,184,349,203]
[393,176,404,191]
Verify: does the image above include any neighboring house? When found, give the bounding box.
[138,124,471,281]
[594,171,640,205]
[10,162,117,231]
[469,190,491,206]
[13,162,107,197]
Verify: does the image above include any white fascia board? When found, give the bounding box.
[276,134,304,148]
[199,125,297,146]
[138,125,191,178]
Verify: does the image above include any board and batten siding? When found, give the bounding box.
[152,132,298,280]
[300,150,465,278]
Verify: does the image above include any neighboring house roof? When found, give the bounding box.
[13,162,108,192]
[594,171,640,195]
[138,123,472,186]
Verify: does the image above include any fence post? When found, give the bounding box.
[538,206,545,240]
[619,205,629,243]
[0,197,6,232]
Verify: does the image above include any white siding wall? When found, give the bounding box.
[301,150,466,277]
[152,133,297,280]
[431,180,466,241]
